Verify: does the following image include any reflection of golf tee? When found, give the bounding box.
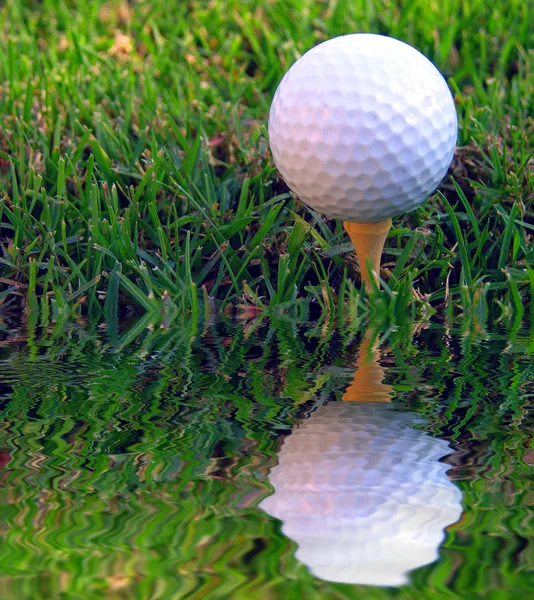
[344,219,392,288]
[260,330,463,587]
[342,329,393,403]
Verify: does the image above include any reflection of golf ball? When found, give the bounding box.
[269,34,457,223]
[260,403,463,587]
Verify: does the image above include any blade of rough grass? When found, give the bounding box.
[497,203,520,274]
[117,273,160,313]
[391,231,419,280]
[104,262,122,332]
[40,256,55,327]
[66,275,101,303]
[451,177,480,241]
[440,192,473,287]
[27,258,38,314]
[248,202,285,249]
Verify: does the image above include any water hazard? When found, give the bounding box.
[0,317,531,599]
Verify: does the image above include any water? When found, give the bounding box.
[0,316,532,599]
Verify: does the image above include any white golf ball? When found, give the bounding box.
[269,34,457,223]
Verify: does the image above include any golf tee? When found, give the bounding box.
[343,218,392,288]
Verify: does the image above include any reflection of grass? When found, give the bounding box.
[0,318,344,598]
[0,1,532,320]
[0,319,532,598]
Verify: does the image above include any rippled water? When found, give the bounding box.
[0,316,532,599]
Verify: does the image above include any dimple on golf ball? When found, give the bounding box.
[269,34,457,223]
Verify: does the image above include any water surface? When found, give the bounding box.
[0,317,531,599]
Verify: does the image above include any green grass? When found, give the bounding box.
[0,0,532,325]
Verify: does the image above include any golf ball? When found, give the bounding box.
[269,34,457,222]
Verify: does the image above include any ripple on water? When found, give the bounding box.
[0,318,531,598]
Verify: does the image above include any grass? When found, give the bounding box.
[0,0,532,325]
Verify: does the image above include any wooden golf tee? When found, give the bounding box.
[342,328,393,403]
[343,218,392,288]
